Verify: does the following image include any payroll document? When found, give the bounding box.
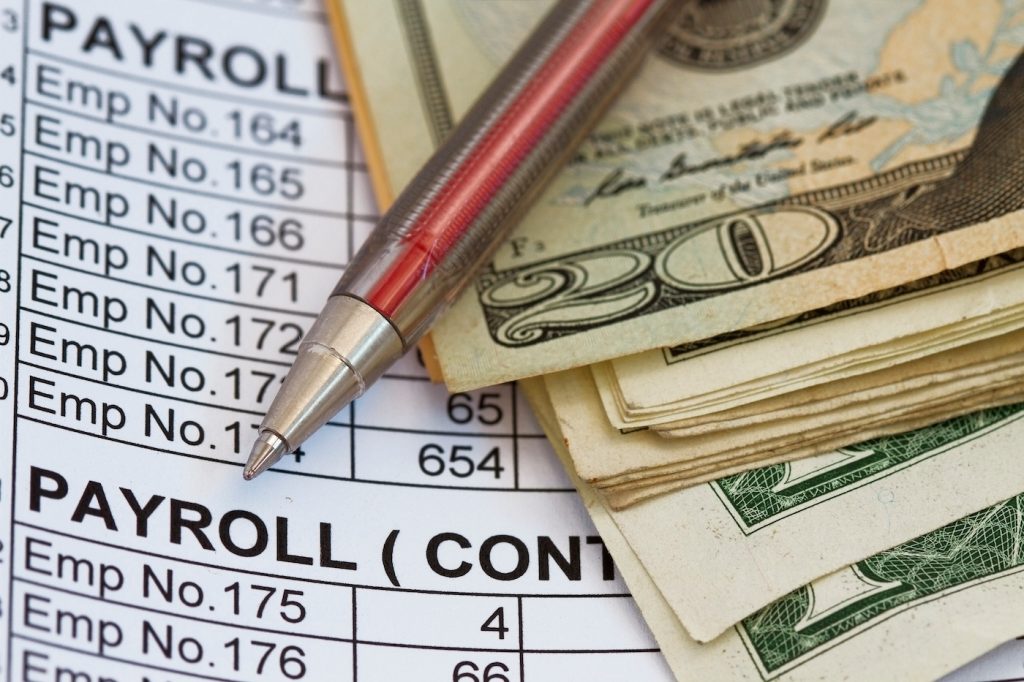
[0,0,1018,681]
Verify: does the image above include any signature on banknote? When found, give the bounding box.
[583,111,875,205]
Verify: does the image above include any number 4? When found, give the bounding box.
[481,607,509,640]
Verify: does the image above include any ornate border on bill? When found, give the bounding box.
[736,496,1024,677]
[712,403,1024,535]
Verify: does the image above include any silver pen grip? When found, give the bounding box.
[244,0,679,478]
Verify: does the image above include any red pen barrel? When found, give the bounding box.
[332,0,677,348]
[242,0,679,477]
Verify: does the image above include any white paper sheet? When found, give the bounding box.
[0,1,676,679]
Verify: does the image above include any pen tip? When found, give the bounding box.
[243,431,289,481]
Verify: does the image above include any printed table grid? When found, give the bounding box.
[0,1,670,680]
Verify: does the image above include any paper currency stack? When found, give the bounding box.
[331,0,1024,679]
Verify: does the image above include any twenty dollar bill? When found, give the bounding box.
[336,0,1024,389]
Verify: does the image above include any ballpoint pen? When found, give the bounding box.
[243,0,679,480]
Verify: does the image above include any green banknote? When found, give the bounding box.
[740,495,1024,674]
[622,478,1024,682]
[542,366,1024,640]
[524,378,1024,681]
[336,0,1024,389]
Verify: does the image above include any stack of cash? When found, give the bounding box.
[330,0,1024,679]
